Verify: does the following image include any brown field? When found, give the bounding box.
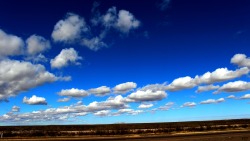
[0,119,250,140]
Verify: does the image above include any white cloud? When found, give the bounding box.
[81,37,107,51]
[200,98,225,104]
[197,67,249,84]
[115,10,140,33]
[240,94,250,99]
[25,54,48,63]
[114,109,143,116]
[50,48,82,69]
[88,86,111,96]
[52,13,87,42]
[26,35,50,55]
[231,54,250,68]
[57,97,71,102]
[11,106,20,112]
[113,82,137,94]
[139,83,168,92]
[23,95,47,105]
[94,110,110,116]
[215,81,250,93]
[138,103,153,109]
[0,29,24,57]
[196,84,220,93]
[102,7,117,27]
[0,59,66,101]
[227,95,236,99]
[127,90,167,102]
[166,76,196,91]
[181,102,196,108]
[58,88,89,98]
[157,102,174,110]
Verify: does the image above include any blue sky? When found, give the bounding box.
[0,0,250,125]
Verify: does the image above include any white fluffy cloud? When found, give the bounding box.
[227,95,236,99]
[58,88,89,98]
[127,90,167,102]
[197,67,249,84]
[231,54,250,68]
[138,103,153,109]
[88,86,111,96]
[115,10,140,33]
[181,102,196,108]
[114,109,143,116]
[26,35,51,55]
[139,83,168,92]
[0,29,24,57]
[94,110,110,116]
[166,76,196,91]
[113,82,137,94]
[81,37,107,51]
[23,95,47,105]
[0,59,67,101]
[196,84,220,93]
[200,98,225,104]
[215,81,250,93]
[240,94,250,99]
[52,13,87,42]
[50,48,82,69]
[11,106,20,112]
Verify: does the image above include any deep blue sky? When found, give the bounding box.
[0,0,250,125]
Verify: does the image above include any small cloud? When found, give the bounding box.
[23,95,47,105]
[94,110,111,117]
[58,88,89,98]
[231,53,250,68]
[50,48,82,69]
[181,102,196,108]
[227,95,236,99]
[200,98,225,104]
[88,86,111,96]
[113,82,137,94]
[127,90,167,102]
[115,10,140,33]
[196,84,220,93]
[26,34,50,55]
[240,94,250,99]
[157,102,174,110]
[138,103,153,109]
[215,81,250,94]
[57,97,71,102]
[51,13,88,43]
[11,106,20,112]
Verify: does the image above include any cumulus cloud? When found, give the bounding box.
[240,94,250,99]
[227,95,236,99]
[113,82,137,94]
[81,37,107,51]
[52,13,87,42]
[200,98,225,104]
[181,102,196,108]
[139,83,168,92]
[231,54,250,68]
[215,81,250,93]
[57,97,71,102]
[58,88,89,98]
[11,106,20,112]
[0,29,24,57]
[157,102,174,111]
[50,48,82,69]
[113,109,143,116]
[166,76,196,91]
[88,86,111,96]
[26,35,51,55]
[138,103,153,109]
[196,84,220,93]
[197,67,249,84]
[115,10,140,33]
[23,95,47,105]
[0,59,67,101]
[94,110,110,117]
[127,90,167,102]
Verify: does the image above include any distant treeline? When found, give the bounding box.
[0,119,249,137]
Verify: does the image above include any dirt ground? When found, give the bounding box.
[1,131,250,141]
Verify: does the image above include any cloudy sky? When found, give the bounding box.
[0,0,250,125]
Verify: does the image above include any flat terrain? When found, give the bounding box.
[1,131,250,141]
